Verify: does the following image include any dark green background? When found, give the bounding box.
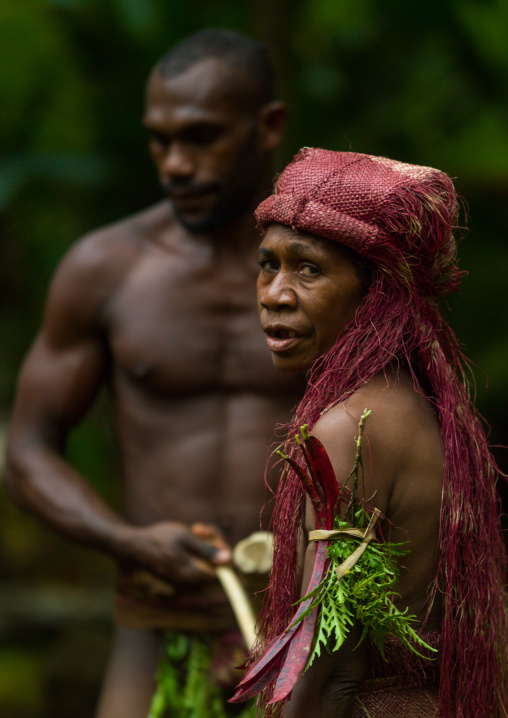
[1,1,507,715]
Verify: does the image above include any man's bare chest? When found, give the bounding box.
[105,253,285,394]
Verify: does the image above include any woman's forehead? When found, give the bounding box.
[260,223,342,255]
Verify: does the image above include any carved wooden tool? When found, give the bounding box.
[216,531,273,650]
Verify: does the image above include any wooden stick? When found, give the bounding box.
[335,508,381,580]
[309,527,368,541]
[215,566,257,650]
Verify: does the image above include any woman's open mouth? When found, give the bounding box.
[265,328,302,352]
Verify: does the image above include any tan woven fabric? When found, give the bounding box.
[349,634,440,717]
[352,683,439,717]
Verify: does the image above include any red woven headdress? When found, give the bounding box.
[256,149,507,717]
[256,148,462,296]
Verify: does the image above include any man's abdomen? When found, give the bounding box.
[115,391,292,542]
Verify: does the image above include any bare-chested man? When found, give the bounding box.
[3,30,304,718]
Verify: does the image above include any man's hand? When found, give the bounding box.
[118,521,232,585]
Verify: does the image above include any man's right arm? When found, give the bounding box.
[3,236,230,582]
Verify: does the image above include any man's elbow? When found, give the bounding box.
[4,445,26,504]
[3,435,43,508]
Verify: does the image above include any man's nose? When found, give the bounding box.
[259,272,297,311]
[161,143,194,179]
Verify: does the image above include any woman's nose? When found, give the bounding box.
[259,272,298,311]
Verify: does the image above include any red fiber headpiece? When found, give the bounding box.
[256,148,462,297]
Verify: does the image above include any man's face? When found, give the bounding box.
[143,58,266,232]
[257,224,365,373]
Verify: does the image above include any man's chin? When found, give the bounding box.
[171,206,218,234]
[172,201,245,235]
[168,180,257,234]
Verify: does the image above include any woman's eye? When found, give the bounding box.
[259,260,278,272]
[300,263,319,276]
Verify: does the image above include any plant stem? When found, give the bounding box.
[348,409,371,527]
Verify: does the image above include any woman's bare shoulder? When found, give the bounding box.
[311,366,442,514]
[316,367,438,448]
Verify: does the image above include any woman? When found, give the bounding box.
[231,149,507,717]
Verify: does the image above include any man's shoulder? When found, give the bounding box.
[71,200,174,255]
[96,200,177,243]
[53,201,177,287]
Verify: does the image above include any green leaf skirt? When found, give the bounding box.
[148,631,257,718]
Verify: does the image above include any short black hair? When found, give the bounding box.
[156,29,276,108]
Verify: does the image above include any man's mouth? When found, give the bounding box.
[164,182,219,202]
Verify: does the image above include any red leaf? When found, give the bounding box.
[231,618,302,696]
[297,438,326,505]
[302,434,339,527]
[229,646,288,702]
[283,455,325,521]
[268,607,319,703]
[299,537,329,596]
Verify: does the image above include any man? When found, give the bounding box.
[4,30,304,718]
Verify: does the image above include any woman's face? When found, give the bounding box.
[257,224,365,373]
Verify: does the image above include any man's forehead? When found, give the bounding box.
[146,57,251,112]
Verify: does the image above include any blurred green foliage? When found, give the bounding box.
[0,649,45,715]
[2,0,508,419]
[1,0,508,715]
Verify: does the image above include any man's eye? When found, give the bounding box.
[148,130,169,148]
[300,263,319,276]
[185,125,222,145]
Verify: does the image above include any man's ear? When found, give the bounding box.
[257,101,287,152]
